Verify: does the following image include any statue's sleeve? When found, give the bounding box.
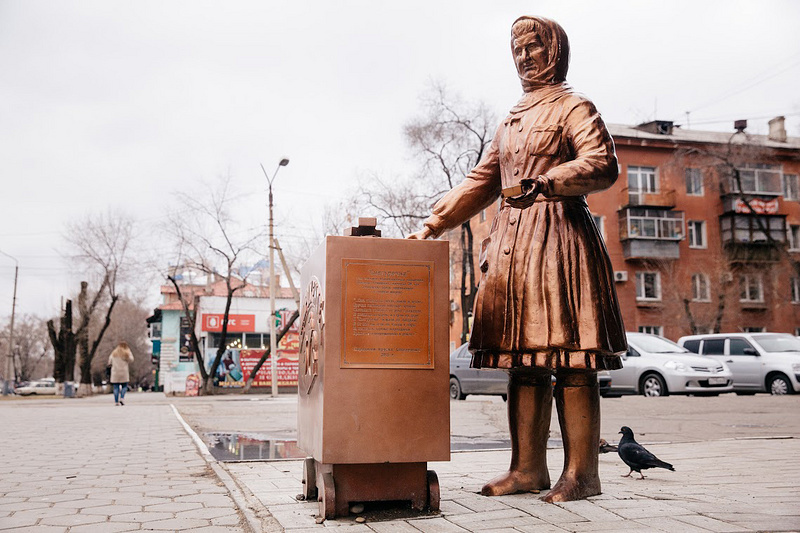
[422,125,503,238]
[538,99,618,197]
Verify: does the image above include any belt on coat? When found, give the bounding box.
[500,187,587,207]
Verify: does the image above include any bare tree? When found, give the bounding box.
[1,314,52,382]
[48,301,76,391]
[166,175,265,395]
[665,131,800,333]
[359,83,496,343]
[65,210,134,396]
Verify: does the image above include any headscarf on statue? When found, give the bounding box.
[508,16,573,115]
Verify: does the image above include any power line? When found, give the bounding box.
[684,111,800,127]
[689,52,800,114]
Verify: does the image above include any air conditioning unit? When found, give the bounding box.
[614,271,628,282]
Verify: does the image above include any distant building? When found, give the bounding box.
[449,117,800,346]
[148,268,298,394]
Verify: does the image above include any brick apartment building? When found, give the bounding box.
[448,116,800,348]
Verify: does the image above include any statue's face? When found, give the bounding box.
[513,30,548,79]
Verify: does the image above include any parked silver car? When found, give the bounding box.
[677,332,800,395]
[606,333,734,397]
[449,343,508,400]
[449,344,613,400]
[16,379,57,396]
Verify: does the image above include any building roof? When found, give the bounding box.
[158,278,296,311]
[159,301,187,311]
[608,124,800,151]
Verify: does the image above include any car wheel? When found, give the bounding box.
[449,377,466,400]
[768,374,793,395]
[641,373,668,397]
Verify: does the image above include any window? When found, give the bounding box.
[635,271,661,301]
[245,333,263,348]
[685,168,704,196]
[638,325,663,336]
[209,333,244,349]
[702,339,725,355]
[624,208,684,240]
[789,225,800,251]
[729,338,755,355]
[692,273,710,302]
[592,214,605,240]
[628,166,658,205]
[793,278,800,303]
[784,174,799,200]
[628,166,658,192]
[729,164,782,195]
[739,274,764,302]
[687,220,707,248]
[795,328,800,337]
[683,339,700,353]
[744,326,765,333]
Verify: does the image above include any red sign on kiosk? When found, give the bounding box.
[201,314,256,332]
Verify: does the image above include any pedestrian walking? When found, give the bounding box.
[108,341,134,406]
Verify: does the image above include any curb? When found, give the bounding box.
[170,404,281,532]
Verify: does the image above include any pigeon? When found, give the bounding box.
[617,426,674,479]
[599,438,618,454]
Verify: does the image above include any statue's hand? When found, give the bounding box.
[407,227,433,240]
[504,178,541,209]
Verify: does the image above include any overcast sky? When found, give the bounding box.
[1,0,799,317]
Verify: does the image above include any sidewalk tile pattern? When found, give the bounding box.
[228,438,800,532]
[0,401,245,532]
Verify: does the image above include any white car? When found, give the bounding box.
[16,380,57,396]
[678,332,800,395]
[606,333,734,397]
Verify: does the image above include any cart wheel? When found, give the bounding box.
[320,472,336,520]
[302,458,317,500]
[426,470,440,512]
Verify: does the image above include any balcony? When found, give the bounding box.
[621,187,676,208]
[619,208,684,260]
[720,213,786,263]
[720,164,783,198]
[739,299,768,311]
[720,195,786,217]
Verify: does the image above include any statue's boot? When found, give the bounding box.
[543,371,601,502]
[481,370,552,496]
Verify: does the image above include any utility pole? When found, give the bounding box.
[261,158,289,397]
[1,250,18,396]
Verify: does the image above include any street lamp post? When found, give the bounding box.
[0,250,18,396]
[261,158,289,397]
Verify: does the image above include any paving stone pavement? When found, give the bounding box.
[5,393,800,532]
[228,437,800,532]
[0,396,248,532]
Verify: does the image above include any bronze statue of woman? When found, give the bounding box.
[409,16,626,502]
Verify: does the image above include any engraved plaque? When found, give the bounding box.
[341,258,434,369]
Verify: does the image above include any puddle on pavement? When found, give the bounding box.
[205,432,563,462]
[205,433,307,462]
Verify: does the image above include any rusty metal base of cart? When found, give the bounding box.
[302,458,440,519]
